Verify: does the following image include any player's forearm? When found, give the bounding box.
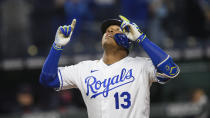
[138,35,167,66]
[138,36,180,78]
[39,43,62,88]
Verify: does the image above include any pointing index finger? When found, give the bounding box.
[119,15,130,22]
[71,19,76,31]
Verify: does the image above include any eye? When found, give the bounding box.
[116,28,122,32]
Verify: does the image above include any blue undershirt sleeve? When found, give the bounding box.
[39,43,64,88]
[137,35,180,81]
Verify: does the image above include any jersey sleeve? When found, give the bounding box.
[144,58,170,84]
[143,58,157,83]
[57,63,81,90]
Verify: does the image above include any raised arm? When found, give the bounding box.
[119,15,180,83]
[39,19,76,88]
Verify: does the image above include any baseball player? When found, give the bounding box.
[40,15,180,118]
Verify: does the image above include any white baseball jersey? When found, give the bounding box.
[57,56,159,118]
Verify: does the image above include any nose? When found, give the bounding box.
[107,29,114,34]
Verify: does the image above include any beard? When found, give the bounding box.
[102,34,126,52]
[102,40,126,52]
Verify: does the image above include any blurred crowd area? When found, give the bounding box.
[0,0,210,118]
[0,0,210,58]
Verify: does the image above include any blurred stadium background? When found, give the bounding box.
[0,0,210,118]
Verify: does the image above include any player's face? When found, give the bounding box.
[102,25,122,49]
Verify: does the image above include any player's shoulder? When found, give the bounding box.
[75,59,100,67]
[127,56,152,64]
[127,56,154,70]
[59,60,99,71]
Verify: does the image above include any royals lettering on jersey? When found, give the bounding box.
[58,57,159,118]
[85,68,135,99]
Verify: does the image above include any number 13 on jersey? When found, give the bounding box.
[114,92,131,109]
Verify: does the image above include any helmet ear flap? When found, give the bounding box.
[114,33,130,50]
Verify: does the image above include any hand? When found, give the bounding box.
[54,19,76,48]
[119,15,144,42]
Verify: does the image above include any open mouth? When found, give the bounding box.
[105,34,113,39]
